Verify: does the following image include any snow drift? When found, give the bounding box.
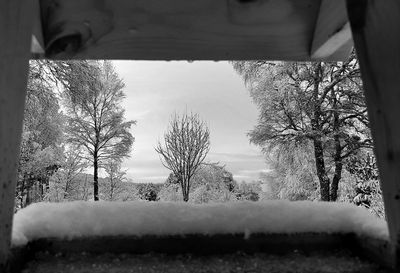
[12,200,389,246]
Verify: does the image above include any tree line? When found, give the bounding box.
[17,60,261,209]
[232,51,383,216]
[16,60,134,209]
[17,57,383,218]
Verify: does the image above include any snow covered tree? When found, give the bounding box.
[190,164,238,203]
[101,160,127,201]
[345,152,384,217]
[47,145,88,202]
[261,142,320,201]
[158,183,183,202]
[191,163,237,191]
[135,183,162,201]
[235,181,262,201]
[63,61,135,201]
[233,52,371,201]
[17,61,64,208]
[155,112,210,202]
[160,164,237,203]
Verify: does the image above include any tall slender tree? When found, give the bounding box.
[63,61,135,201]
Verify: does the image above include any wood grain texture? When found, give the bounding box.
[39,0,333,61]
[311,0,353,60]
[355,235,392,269]
[0,0,33,271]
[347,0,400,269]
[31,0,45,54]
[28,233,356,255]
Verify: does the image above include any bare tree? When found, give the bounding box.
[155,112,210,202]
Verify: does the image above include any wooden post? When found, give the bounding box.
[0,0,34,270]
[347,0,400,268]
[310,0,353,61]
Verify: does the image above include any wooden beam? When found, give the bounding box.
[28,233,356,255]
[347,0,400,269]
[31,0,45,55]
[39,0,325,61]
[0,0,34,271]
[311,0,353,61]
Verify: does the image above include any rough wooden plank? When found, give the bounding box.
[39,0,326,61]
[11,233,392,271]
[28,233,356,255]
[31,0,45,55]
[355,235,392,269]
[0,0,33,271]
[311,0,353,60]
[346,0,400,269]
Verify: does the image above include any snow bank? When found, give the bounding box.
[12,200,388,246]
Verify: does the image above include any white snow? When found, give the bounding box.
[12,200,389,246]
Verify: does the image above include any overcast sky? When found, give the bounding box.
[113,61,269,183]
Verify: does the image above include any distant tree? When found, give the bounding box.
[191,163,237,191]
[155,112,210,202]
[158,183,183,202]
[48,145,88,202]
[190,164,238,203]
[117,181,141,201]
[135,183,163,201]
[161,164,237,203]
[235,181,262,201]
[102,160,127,201]
[63,61,135,201]
[233,52,371,201]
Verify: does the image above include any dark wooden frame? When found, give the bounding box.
[1,0,399,271]
[0,0,34,271]
[347,0,400,269]
[6,233,393,272]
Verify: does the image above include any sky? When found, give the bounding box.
[113,61,269,183]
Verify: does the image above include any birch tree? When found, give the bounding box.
[64,61,135,201]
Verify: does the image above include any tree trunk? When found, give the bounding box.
[93,153,99,201]
[330,98,342,201]
[310,63,331,201]
[181,179,189,202]
[331,162,342,201]
[45,176,50,193]
[313,137,330,201]
[182,185,189,202]
[19,177,26,207]
[25,187,31,207]
[64,180,70,200]
[330,120,342,201]
[40,179,44,200]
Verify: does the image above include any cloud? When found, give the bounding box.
[208,152,264,163]
[237,169,271,175]
[113,61,267,184]
[136,176,167,183]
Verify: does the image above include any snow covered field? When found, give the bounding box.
[12,200,389,246]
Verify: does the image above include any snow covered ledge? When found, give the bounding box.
[12,200,388,246]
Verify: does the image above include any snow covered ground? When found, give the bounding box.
[12,200,389,247]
